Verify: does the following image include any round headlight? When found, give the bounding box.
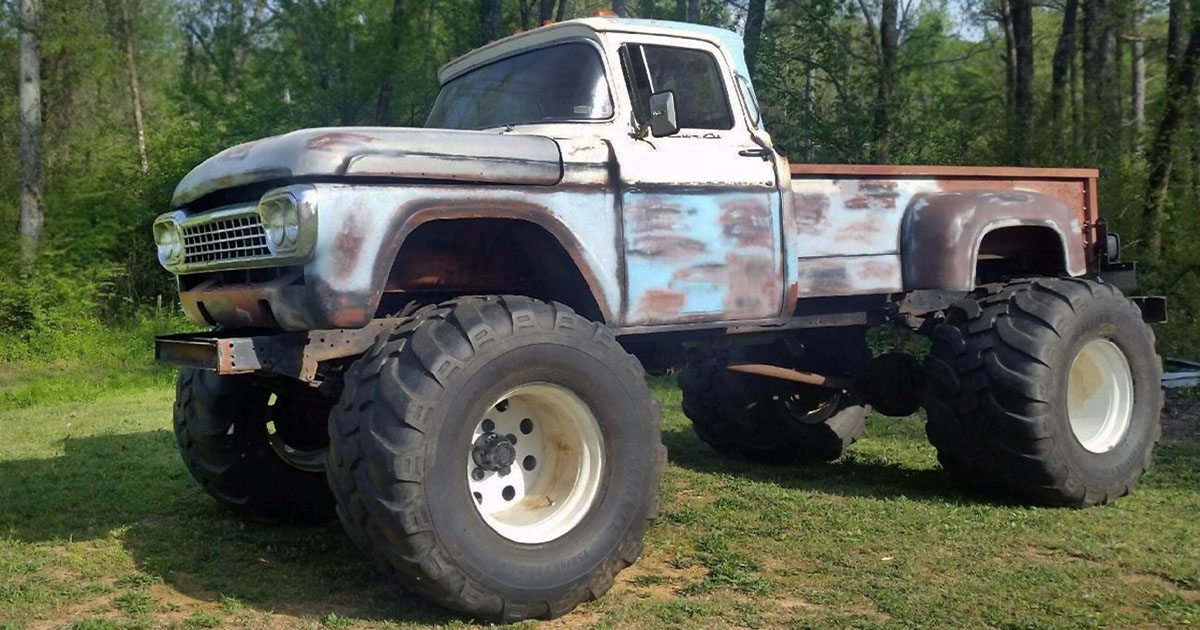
[153,220,184,265]
[259,194,300,250]
[281,199,300,245]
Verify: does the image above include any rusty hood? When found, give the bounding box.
[172,127,564,208]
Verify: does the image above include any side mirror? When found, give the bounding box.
[648,91,678,137]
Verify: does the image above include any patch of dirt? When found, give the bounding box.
[1162,390,1200,441]
[610,551,708,600]
[540,608,606,630]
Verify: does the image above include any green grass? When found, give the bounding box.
[0,375,1197,629]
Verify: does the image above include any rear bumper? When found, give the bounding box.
[1130,296,1167,324]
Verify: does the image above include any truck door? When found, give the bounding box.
[612,38,784,327]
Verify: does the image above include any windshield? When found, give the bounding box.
[426,42,613,130]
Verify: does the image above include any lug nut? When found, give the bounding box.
[471,467,486,481]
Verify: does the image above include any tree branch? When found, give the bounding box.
[183,22,223,72]
[856,0,883,57]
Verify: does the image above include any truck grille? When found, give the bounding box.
[182,214,271,265]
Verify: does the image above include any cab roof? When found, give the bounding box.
[437,17,748,84]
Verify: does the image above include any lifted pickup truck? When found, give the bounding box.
[153,17,1164,621]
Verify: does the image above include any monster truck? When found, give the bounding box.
[152,16,1165,621]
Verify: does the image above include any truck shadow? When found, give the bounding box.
[0,431,455,624]
[658,424,979,504]
[658,424,1200,504]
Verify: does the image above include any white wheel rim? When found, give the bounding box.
[1067,338,1134,453]
[466,383,604,544]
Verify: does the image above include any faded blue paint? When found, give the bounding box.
[622,189,782,325]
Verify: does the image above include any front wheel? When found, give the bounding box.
[923,278,1163,507]
[326,297,665,621]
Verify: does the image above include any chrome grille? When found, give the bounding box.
[182,214,270,265]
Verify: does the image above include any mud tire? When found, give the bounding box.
[325,296,665,621]
[923,278,1163,507]
[678,362,869,463]
[173,368,335,522]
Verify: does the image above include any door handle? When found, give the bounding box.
[738,147,772,160]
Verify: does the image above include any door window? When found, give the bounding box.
[618,43,733,130]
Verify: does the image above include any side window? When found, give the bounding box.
[736,75,761,128]
[618,43,734,131]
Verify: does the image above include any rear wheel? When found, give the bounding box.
[922,278,1162,507]
[326,296,665,621]
[173,369,334,522]
[678,362,869,463]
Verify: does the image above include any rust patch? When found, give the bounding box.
[723,250,778,317]
[859,259,897,281]
[835,219,884,243]
[720,200,773,248]
[628,201,686,233]
[671,263,725,285]
[860,179,900,192]
[793,193,830,234]
[217,141,255,161]
[638,289,686,320]
[628,234,707,259]
[305,131,378,151]
[332,213,366,278]
[796,260,851,296]
[843,178,901,210]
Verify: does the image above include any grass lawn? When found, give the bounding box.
[0,375,1197,630]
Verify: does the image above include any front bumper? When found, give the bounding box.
[156,318,398,382]
[179,267,378,330]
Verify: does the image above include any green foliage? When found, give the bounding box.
[0,0,1197,358]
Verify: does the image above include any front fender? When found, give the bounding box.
[301,183,620,329]
[900,190,1088,291]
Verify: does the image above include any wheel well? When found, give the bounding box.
[377,218,605,323]
[975,226,1067,285]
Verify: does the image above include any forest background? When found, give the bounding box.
[3,0,1199,369]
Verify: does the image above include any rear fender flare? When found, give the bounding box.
[900,190,1087,291]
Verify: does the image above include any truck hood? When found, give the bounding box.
[172,127,564,208]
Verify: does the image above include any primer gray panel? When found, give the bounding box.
[173,127,564,207]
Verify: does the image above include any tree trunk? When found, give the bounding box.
[518,0,532,30]
[1109,21,1124,142]
[873,0,899,163]
[1070,37,1080,146]
[1081,0,1105,152]
[612,0,629,17]
[1143,11,1200,258]
[482,0,502,42]
[539,0,555,23]
[687,0,700,22]
[1050,0,1079,142]
[19,0,43,259]
[744,0,766,79]
[376,0,406,125]
[1011,0,1034,165]
[118,0,148,173]
[1000,0,1017,109]
[1130,36,1146,150]
[1167,0,1188,76]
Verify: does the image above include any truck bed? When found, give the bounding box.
[786,164,1100,299]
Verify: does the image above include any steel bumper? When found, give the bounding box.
[155,318,398,382]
